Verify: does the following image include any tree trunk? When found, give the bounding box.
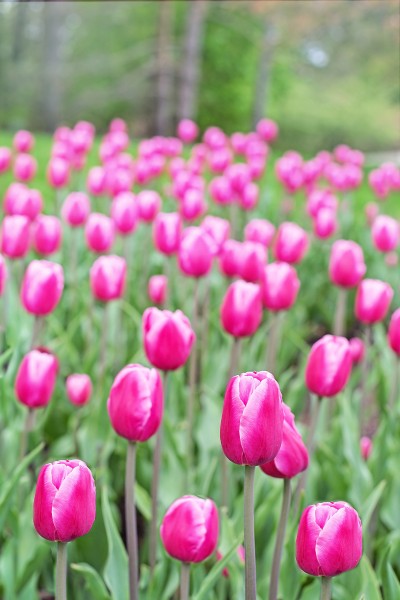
[156,0,174,136]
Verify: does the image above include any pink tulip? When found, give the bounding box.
[256,118,279,142]
[305,335,352,397]
[201,216,230,254]
[3,182,27,214]
[239,242,266,283]
[313,208,337,240]
[260,403,308,478]
[110,117,127,132]
[177,119,199,144]
[296,501,362,577]
[32,215,62,256]
[148,274,167,305]
[388,308,400,355]
[306,189,338,219]
[231,132,248,155]
[66,374,92,407]
[137,190,161,223]
[47,158,70,188]
[87,166,107,196]
[178,227,215,278]
[220,280,263,338]
[238,182,259,211]
[329,240,366,288]
[274,222,309,264]
[1,215,31,259]
[261,262,300,311]
[153,212,181,256]
[15,349,58,408]
[226,163,252,195]
[244,219,275,248]
[85,213,115,253]
[349,337,365,364]
[108,364,163,441]
[209,176,232,205]
[90,255,126,302]
[0,147,12,173]
[0,255,7,296]
[160,495,219,563]
[180,189,207,222]
[33,459,96,542]
[371,215,399,253]
[111,192,139,236]
[14,153,37,182]
[203,126,226,149]
[4,186,43,221]
[62,192,91,227]
[142,307,195,371]
[209,147,232,174]
[21,260,64,316]
[360,436,372,461]
[220,371,283,465]
[219,239,242,278]
[355,279,393,324]
[13,130,34,153]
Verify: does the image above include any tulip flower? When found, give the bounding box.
[219,239,242,278]
[221,280,262,339]
[61,192,91,227]
[13,130,34,152]
[4,184,42,220]
[33,459,96,600]
[388,308,400,409]
[256,118,279,142]
[90,255,127,302]
[85,213,115,253]
[313,208,337,240]
[111,192,139,236]
[349,337,365,364]
[0,254,7,296]
[47,157,70,189]
[355,279,393,325]
[360,436,372,461]
[274,222,309,264]
[0,147,11,173]
[180,188,207,221]
[178,227,215,278]
[201,216,230,254]
[66,374,92,407]
[1,215,31,259]
[108,364,163,599]
[148,274,167,306]
[244,218,275,248]
[177,119,199,144]
[371,215,399,253]
[239,242,266,283]
[160,496,218,599]
[305,335,352,398]
[296,501,362,599]
[87,166,107,196]
[14,153,37,182]
[153,212,181,256]
[21,260,64,317]
[32,215,62,256]
[137,190,162,223]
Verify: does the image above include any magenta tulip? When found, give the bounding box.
[201,216,230,254]
[239,242,267,283]
[14,153,37,182]
[355,279,393,324]
[0,255,7,296]
[349,337,365,364]
[178,227,215,278]
[313,208,337,240]
[32,215,62,256]
[85,213,115,253]
[305,335,352,397]
[1,215,31,259]
[360,436,372,461]
[61,192,91,227]
[256,118,279,142]
[47,158,70,188]
[137,190,161,223]
[0,147,12,173]
[148,274,167,305]
[371,215,399,253]
[13,130,34,153]
[177,119,199,144]
[261,262,300,312]
[33,459,96,542]
[180,189,207,222]
[160,495,218,562]
[111,192,139,235]
[296,501,362,577]
[219,239,242,278]
[274,222,309,264]
[244,218,275,248]
[21,260,64,316]
[87,166,107,196]
[90,255,126,302]
[329,240,366,288]
[66,374,92,407]
[220,280,262,338]
[388,308,400,355]
[15,349,58,409]
[153,212,181,255]
[220,371,283,465]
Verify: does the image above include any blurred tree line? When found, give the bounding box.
[0,0,398,153]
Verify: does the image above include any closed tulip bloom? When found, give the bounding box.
[256,118,279,142]
[21,260,64,316]
[209,176,233,205]
[221,280,262,337]
[178,227,214,278]
[33,459,96,542]
[180,189,207,221]
[4,186,43,221]
[47,157,70,188]
[220,371,283,465]
[313,208,337,240]
[153,212,181,256]
[388,308,400,355]
[85,213,115,253]
[274,222,309,264]
[201,216,230,254]
[148,274,167,305]
[137,190,161,223]
[13,130,34,153]
[239,182,259,211]
[0,255,7,296]
[305,335,352,397]
[296,501,362,577]
[32,215,62,256]
[14,153,37,182]
[87,166,107,196]
[371,215,399,253]
[260,403,308,478]
[142,307,195,371]
[1,215,30,259]
[360,436,372,461]
[107,364,163,441]
[355,279,393,324]
[329,240,366,288]
[349,337,365,364]
[15,349,58,408]
[261,262,300,311]
[160,496,219,563]
[111,192,139,235]
[90,255,126,302]
[0,147,12,173]
[219,239,242,278]
[66,374,92,407]
[177,119,199,144]
[245,218,275,248]
[62,192,91,227]
[239,241,267,283]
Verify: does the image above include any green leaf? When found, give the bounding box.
[16,543,50,593]
[361,480,387,531]
[381,547,400,600]
[134,482,151,522]
[71,563,111,600]
[192,536,242,600]
[101,486,129,600]
[359,556,382,600]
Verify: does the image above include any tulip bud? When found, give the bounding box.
[160,496,219,563]
[219,240,242,278]
[14,153,37,182]
[32,215,62,256]
[180,189,207,222]
[256,118,279,142]
[329,240,366,288]
[239,242,267,283]
[87,166,107,196]
[201,216,230,255]
[305,335,352,397]
[21,260,64,316]
[296,501,362,577]
[177,119,199,144]
[178,227,215,278]
[66,374,92,407]
[13,130,34,153]
[261,262,300,312]
[62,192,91,227]
[360,436,372,461]
[137,190,161,223]
[371,215,399,253]
[142,307,195,371]
[220,280,262,338]
[33,459,96,542]
[85,213,115,253]
[0,147,11,174]
[244,219,275,248]
[220,371,284,465]
[90,255,126,302]
[388,308,400,355]
[239,182,259,211]
[274,222,309,264]
[148,275,167,305]
[0,255,7,296]
[260,403,308,478]
[1,215,31,259]
[111,192,139,235]
[349,337,365,364]
[313,208,337,240]
[47,157,70,189]
[153,212,181,255]
[355,279,393,324]
[15,349,58,408]
[209,176,232,205]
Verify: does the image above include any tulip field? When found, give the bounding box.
[0,121,399,600]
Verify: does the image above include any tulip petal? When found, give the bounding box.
[295,505,321,576]
[220,377,245,464]
[316,506,362,576]
[33,464,58,541]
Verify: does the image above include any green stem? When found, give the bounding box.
[333,288,347,336]
[55,542,68,600]
[360,325,372,430]
[269,479,291,600]
[19,408,35,461]
[389,356,400,412]
[99,302,110,380]
[180,562,190,600]
[125,442,138,600]
[320,576,332,600]
[186,278,199,485]
[31,315,43,349]
[244,465,257,600]
[266,312,283,375]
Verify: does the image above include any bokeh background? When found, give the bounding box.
[0,0,399,154]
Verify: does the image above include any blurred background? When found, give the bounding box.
[0,0,399,153]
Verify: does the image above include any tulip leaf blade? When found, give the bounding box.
[71,562,112,600]
[101,486,129,600]
[380,546,400,600]
[360,480,386,531]
[192,535,242,600]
